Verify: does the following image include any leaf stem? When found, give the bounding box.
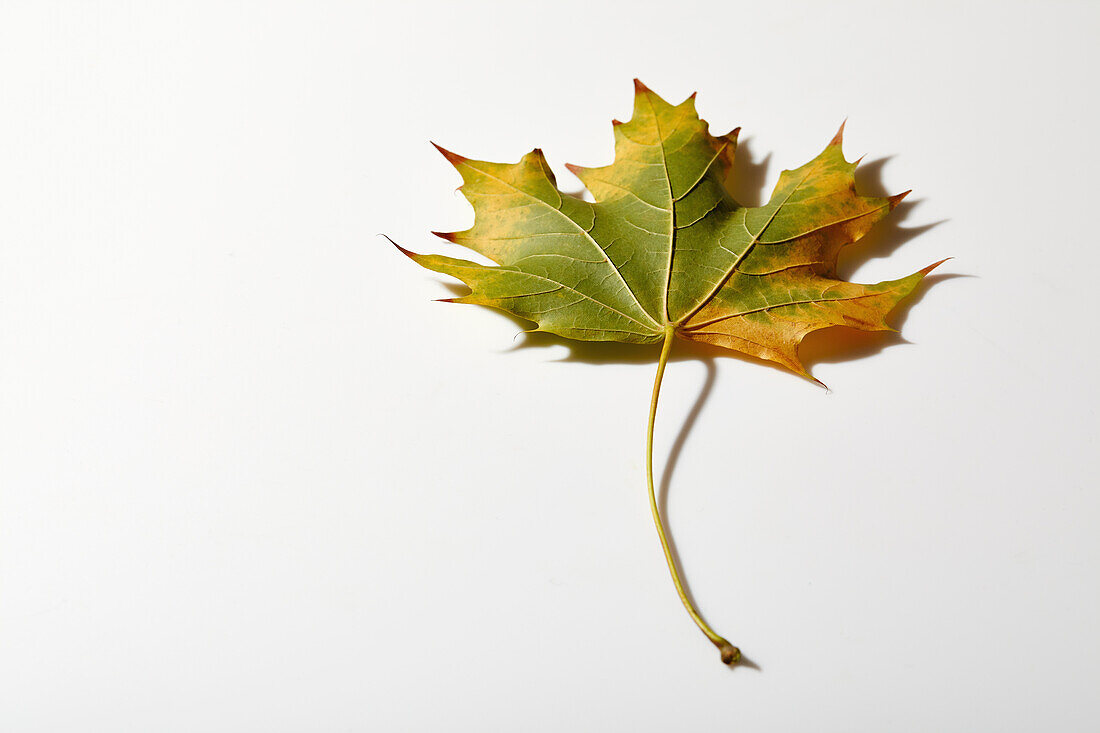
[647,324,741,666]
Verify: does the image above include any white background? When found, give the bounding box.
[1,1,1097,731]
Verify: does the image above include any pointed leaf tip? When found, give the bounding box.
[431,141,467,165]
[791,358,827,389]
[381,233,415,258]
[919,257,952,275]
[888,190,913,208]
[431,230,458,242]
[830,120,848,146]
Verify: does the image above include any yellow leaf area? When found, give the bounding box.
[398,80,941,380]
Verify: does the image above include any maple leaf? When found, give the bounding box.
[392,80,942,665]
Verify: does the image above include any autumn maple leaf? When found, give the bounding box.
[392,80,942,665]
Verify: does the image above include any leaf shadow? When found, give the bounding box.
[841,156,947,277]
[728,137,772,207]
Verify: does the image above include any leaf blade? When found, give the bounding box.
[400,82,939,376]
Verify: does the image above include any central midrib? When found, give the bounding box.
[645,91,677,327]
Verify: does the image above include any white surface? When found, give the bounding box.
[1,1,1097,730]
